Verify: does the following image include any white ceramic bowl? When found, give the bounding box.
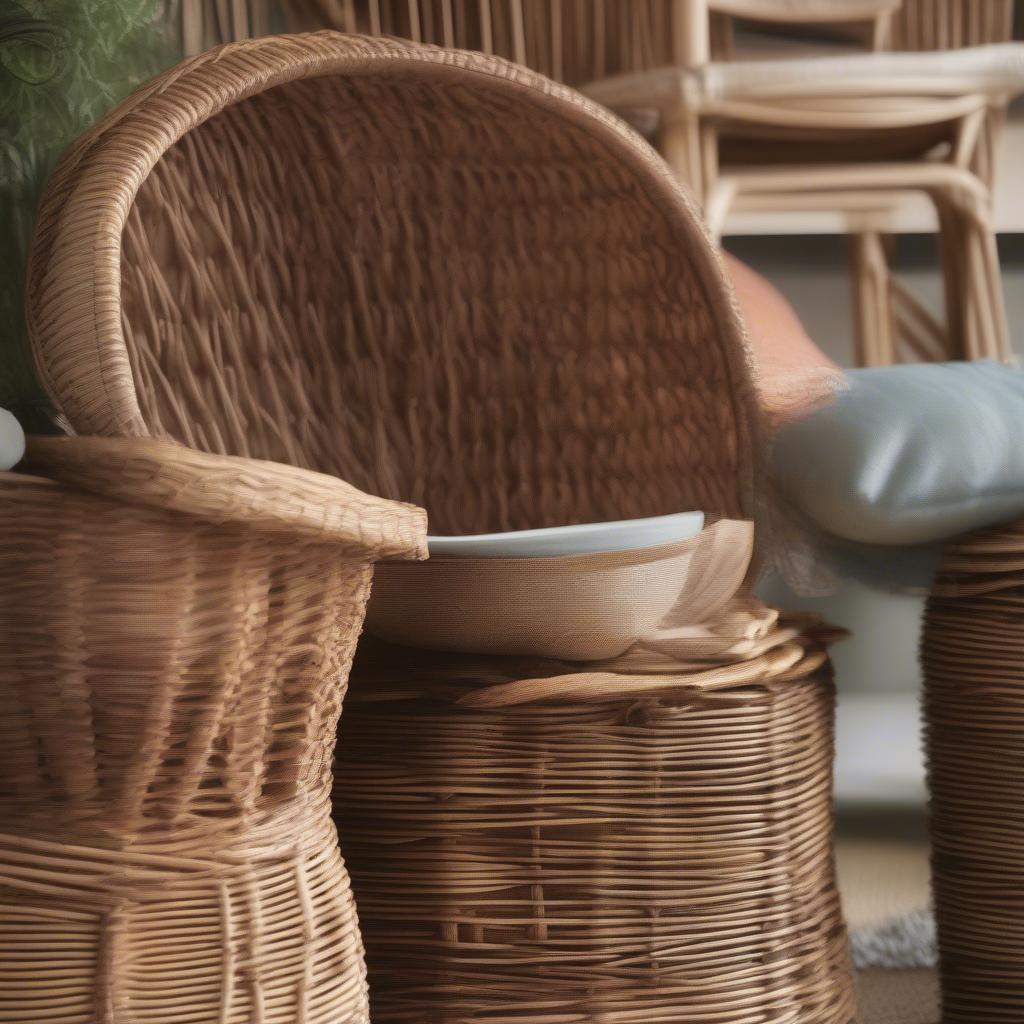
[426,511,704,558]
[367,512,708,661]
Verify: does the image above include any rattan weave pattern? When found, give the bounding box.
[335,636,854,1024]
[26,32,759,534]
[922,518,1024,1024]
[0,437,426,1024]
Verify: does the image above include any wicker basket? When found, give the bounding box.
[0,435,425,1024]
[922,519,1024,1024]
[336,633,852,1024]
[23,32,852,1023]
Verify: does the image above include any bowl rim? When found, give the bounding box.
[426,511,706,558]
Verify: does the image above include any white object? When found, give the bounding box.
[427,511,705,558]
[0,409,25,471]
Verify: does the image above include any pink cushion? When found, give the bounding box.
[722,252,841,426]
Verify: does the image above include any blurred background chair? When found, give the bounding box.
[263,1,1023,368]
[580,0,1023,366]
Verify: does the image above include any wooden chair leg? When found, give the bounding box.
[657,110,707,202]
[850,229,896,367]
[935,199,968,359]
[974,208,1012,361]
[933,186,1012,362]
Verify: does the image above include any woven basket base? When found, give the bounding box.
[335,642,855,1024]
[0,812,368,1024]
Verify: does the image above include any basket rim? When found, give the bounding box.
[26,31,760,520]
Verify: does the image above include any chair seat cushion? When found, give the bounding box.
[702,43,1024,102]
[772,361,1024,546]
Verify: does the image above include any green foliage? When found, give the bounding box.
[0,0,176,428]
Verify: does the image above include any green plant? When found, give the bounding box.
[0,0,175,430]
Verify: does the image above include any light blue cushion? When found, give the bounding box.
[772,361,1024,546]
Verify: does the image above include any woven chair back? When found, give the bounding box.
[27,33,759,534]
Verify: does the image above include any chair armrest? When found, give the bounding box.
[24,436,429,560]
[709,0,900,23]
[583,43,1024,125]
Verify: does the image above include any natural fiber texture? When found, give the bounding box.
[336,617,853,1024]
[26,435,427,555]
[26,31,759,534]
[0,436,425,1023]
[892,0,1015,51]
[922,517,1024,1024]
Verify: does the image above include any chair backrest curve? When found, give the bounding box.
[27,32,760,534]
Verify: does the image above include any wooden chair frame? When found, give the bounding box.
[582,0,1019,366]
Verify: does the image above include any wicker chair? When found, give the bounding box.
[0,435,425,1024]
[27,32,758,526]
[210,15,1024,1020]
[25,33,853,1024]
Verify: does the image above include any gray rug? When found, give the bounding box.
[850,908,936,970]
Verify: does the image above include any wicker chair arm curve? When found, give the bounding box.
[24,435,428,558]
